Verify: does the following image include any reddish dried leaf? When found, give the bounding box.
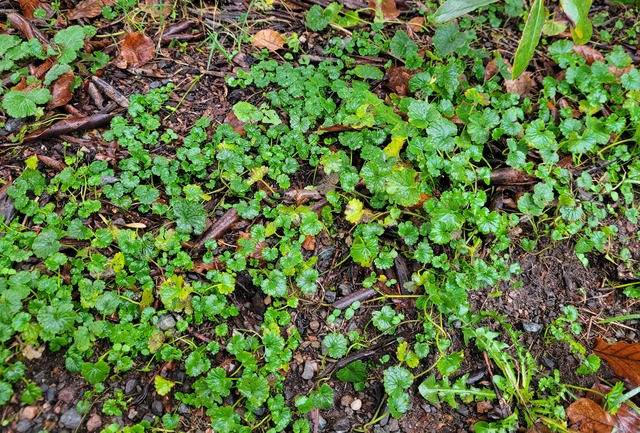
[31,58,55,81]
[140,0,172,18]
[8,13,45,41]
[193,208,239,251]
[573,45,605,65]
[224,112,247,136]
[37,154,67,171]
[407,17,425,32]
[115,33,155,69]
[567,398,616,433]
[490,167,537,185]
[252,29,285,52]
[615,401,640,432]
[386,66,411,96]
[18,0,45,19]
[302,235,316,251]
[48,70,75,109]
[593,338,640,387]
[68,0,115,20]
[504,71,536,97]
[368,0,399,19]
[484,59,499,81]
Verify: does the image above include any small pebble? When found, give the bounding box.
[324,291,336,303]
[311,414,326,432]
[309,320,320,331]
[57,387,76,405]
[301,360,317,380]
[16,419,33,433]
[124,379,138,395]
[86,413,102,432]
[157,314,176,331]
[387,418,400,432]
[60,409,82,429]
[333,417,350,433]
[350,398,362,411]
[340,395,353,407]
[22,406,38,420]
[151,400,164,416]
[177,403,190,415]
[522,322,543,333]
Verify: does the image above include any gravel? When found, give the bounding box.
[60,408,82,429]
[157,314,176,331]
[151,400,164,416]
[301,360,317,380]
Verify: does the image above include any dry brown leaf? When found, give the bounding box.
[368,0,399,19]
[115,33,155,69]
[302,235,316,251]
[18,0,46,19]
[140,0,172,19]
[386,66,411,96]
[68,0,115,20]
[593,338,640,387]
[484,59,499,81]
[22,344,45,360]
[48,70,75,109]
[224,112,247,136]
[37,154,67,172]
[504,71,536,97]
[573,45,605,65]
[407,17,425,33]
[525,422,553,433]
[252,29,285,52]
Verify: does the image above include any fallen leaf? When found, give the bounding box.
[18,0,46,19]
[140,0,172,19]
[302,235,316,251]
[369,0,399,20]
[22,344,45,360]
[484,59,499,81]
[37,154,67,171]
[224,112,247,136]
[68,0,115,20]
[115,33,155,69]
[567,398,616,433]
[525,423,553,433]
[252,29,285,52]
[573,45,605,65]
[593,338,640,387]
[407,17,425,33]
[490,167,537,185]
[48,70,75,109]
[504,71,536,97]
[386,66,412,96]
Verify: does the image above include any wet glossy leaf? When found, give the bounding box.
[69,0,115,20]
[593,338,640,387]
[115,32,155,68]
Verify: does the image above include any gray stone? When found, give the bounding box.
[310,414,326,432]
[45,387,57,403]
[124,379,138,395]
[324,291,336,303]
[178,403,190,415]
[333,417,351,433]
[151,400,164,416]
[60,409,82,429]
[387,418,400,432]
[522,322,543,333]
[157,314,176,331]
[301,360,316,380]
[16,419,33,433]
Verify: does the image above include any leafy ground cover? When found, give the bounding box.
[1,0,640,432]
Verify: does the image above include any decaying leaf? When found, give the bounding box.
[525,423,553,433]
[48,70,75,109]
[302,235,316,251]
[593,338,640,387]
[115,33,155,69]
[369,0,400,20]
[19,0,46,19]
[140,0,172,18]
[224,112,247,136]
[68,0,116,20]
[407,17,425,33]
[504,71,536,97]
[252,29,285,52]
[567,397,640,433]
[37,154,67,172]
[484,59,499,81]
[573,45,605,65]
[386,66,412,96]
